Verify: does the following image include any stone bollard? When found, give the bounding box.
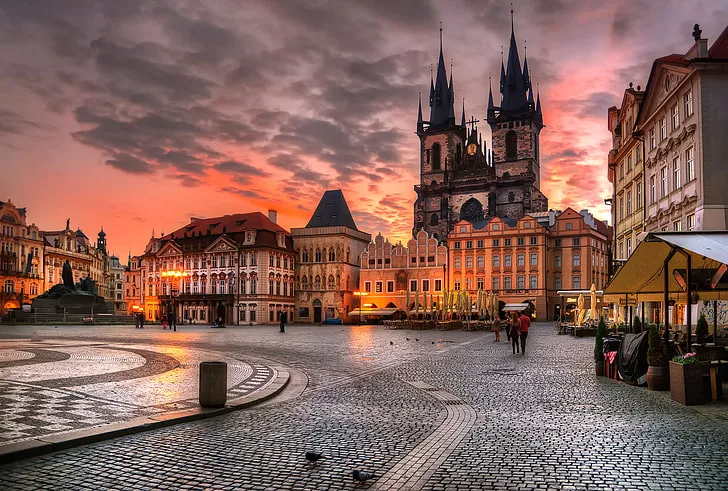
[199,361,227,408]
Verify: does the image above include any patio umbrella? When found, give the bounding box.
[577,293,585,325]
[590,283,598,321]
[414,288,420,316]
[430,293,435,312]
[476,288,483,314]
[405,289,410,317]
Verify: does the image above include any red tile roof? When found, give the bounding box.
[162,212,288,241]
[709,25,728,59]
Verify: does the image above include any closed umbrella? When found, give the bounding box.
[476,288,483,315]
[577,293,585,325]
[590,283,598,321]
[492,291,499,320]
[414,288,420,316]
[405,289,410,318]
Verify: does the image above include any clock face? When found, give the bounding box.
[467,143,478,156]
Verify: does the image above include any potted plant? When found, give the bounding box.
[594,317,607,376]
[669,352,710,405]
[695,314,709,344]
[646,325,669,390]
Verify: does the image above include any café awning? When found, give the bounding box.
[348,308,399,317]
[603,232,728,301]
[503,303,530,312]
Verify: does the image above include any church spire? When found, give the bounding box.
[460,98,466,128]
[417,92,423,132]
[429,24,454,128]
[522,43,531,90]
[487,76,495,118]
[499,47,505,94]
[535,84,544,127]
[501,8,528,113]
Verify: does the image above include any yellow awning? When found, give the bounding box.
[348,308,399,316]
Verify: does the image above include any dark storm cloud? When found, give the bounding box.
[104,154,153,174]
[0,109,47,135]
[214,160,268,176]
[560,92,619,120]
[221,187,262,199]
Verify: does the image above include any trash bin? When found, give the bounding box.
[199,361,227,408]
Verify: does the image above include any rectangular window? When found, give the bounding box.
[465,278,473,290]
[573,254,581,267]
[619,197,624,221]
[504,238,512,246]
[673,156,681,189]
[517,254,525,267]
[626,191,632,215]
[530,236,537,245]
[671,104,679,130]
[529,275,538,289]
[454,257,461,268]
[555,255,561,267]
[619,241,624,260]
[465,256,473,268]
[466,240,473,249]
[365,281,372,293]
[504,254,512,267]
[410,280,417,291]
[554,277,562,290]
[492,277,500,290]
[493,255,500,267]
[249,310,256,322]
[453,281,460,291]
[685,146,694,182]
[477,277,484,290]
[492,239,500,247]
[684,89,693,118]
[649,128,656,149]
[517,237,525,246]
[572,275,581,290]
[636,182,642,209]
[476,240,484,248]
[627,155,632,171]
[212,256,217,268]
[687,214,695,231]
[434,279,442,291]
[573,238,580,246]
[516,275,525,289]
[554,239,562,247]
[454,242,461,249]
[422,280,430,292]
[660,166,668,197]
[386,281,394,292]
[477,255,484,268]
[627,238,632,256]
[375,281,382,293]
[530,253,538,266]
[673,220,682,231]
[659,117,666,140]
[650,175,656,203]
[503,276,512,290]
[619,162,624,179]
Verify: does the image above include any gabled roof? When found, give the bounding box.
[306,190,358,230]
[162,212,287,240]
[708,25,728,59]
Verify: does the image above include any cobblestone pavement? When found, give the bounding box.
[0,322,727,490]
[0,335,276,445]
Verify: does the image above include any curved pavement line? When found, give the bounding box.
[0,349,70,368]
[369,381,478,490]
[31,347,180,388]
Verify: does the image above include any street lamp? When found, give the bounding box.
[161,269,188,331]
[353,291,368,327]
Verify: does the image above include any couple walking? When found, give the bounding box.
[509,311,530,354]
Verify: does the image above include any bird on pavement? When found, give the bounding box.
[406,337,410,341]
[353,470,375,483]
[305,452,323,465]
[390,341,393,345]
[415,338,420,342]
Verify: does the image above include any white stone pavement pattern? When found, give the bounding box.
[0,322,727,490]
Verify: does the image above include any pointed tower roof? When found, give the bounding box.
[487,77,495,117]
[305,190,358,230]
[522,50,531,89]
[460,99,466,127]
[429,26,454,128]
[535,86,544,127]
[501,9,528,113]
[417,92,423,130]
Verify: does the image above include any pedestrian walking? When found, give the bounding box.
[509,312,520,354]
[135,313,140,329]
[139,312,145,329]
[279,311,287,333]
[492,317,500,342]
[168,311,176,331]
[518,310,531,354]
[162,316,168,329]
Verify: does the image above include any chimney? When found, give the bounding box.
[268,209,278,224]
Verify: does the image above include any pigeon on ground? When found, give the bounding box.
[390,341,393,345]
[406,337,410,341]
[305,452,323,465]
[415,338,420,342]
[431,341,435,344]
[353,470,375,483]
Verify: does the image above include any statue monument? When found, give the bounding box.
[32,260,109,314]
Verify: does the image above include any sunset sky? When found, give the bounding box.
[2,0,726,258]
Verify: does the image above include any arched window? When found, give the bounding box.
[336,274,341,289]
[4,280,14,293]
[322,248,327,262]
[432,143,441,170]
[314,275,321,290]
[328,248,336,261]
[30,283,39,295]
[430,214,438,226]
[302,249,309,262]
[328,275,335,290]
[315,249,322,262]
[505,130,517,160]
[346,247,351,263]
[301,276,308,290]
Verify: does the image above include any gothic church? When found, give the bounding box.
[413,17,547,241]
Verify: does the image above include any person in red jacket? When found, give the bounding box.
[518,310,531,354]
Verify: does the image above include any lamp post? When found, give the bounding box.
[161,269,188,332]
[353,291,367,327]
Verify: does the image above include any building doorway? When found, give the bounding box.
[313,299,322,323]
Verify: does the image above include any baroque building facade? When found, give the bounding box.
[124,254,142,315]
[414,20,546,242]
[292,190,371,323]
[358,230,447,314]
[138,211,295,325]
[0,199,44,314]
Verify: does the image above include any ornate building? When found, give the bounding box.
[109,254,125,314]
[359,230,447,314]
[414,19,546,242]
[0,199,44,314]
[124,254,142,315]
[138,211,295,325]
[292,190,371,323]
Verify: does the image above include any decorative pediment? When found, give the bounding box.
[157,242,182,257]
[640,65,690,122]
[204,235,239,254]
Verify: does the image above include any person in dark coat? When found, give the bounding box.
[168,311,176,331]
[509,312,520,354]
[280,311,287,333]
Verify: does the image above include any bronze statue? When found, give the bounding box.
[62,260,75,289]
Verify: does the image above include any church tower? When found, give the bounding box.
[486,11,545,191]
